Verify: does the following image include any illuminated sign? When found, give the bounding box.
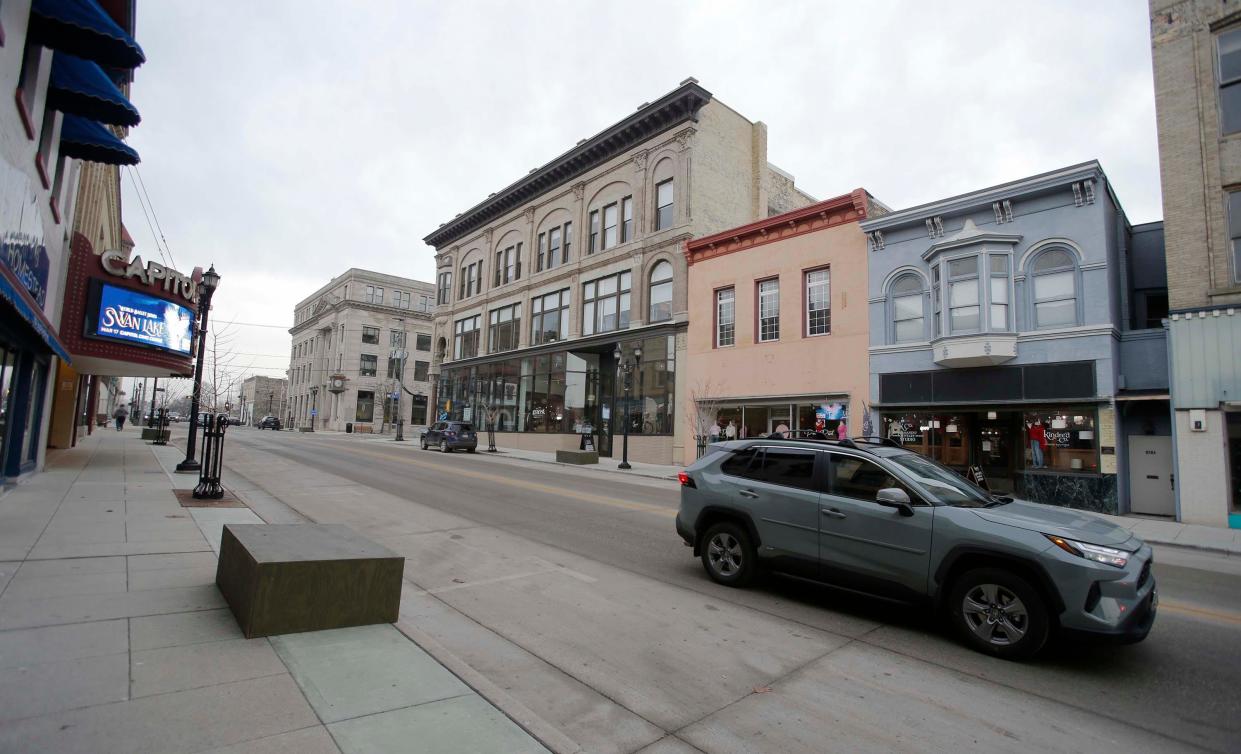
[99,249,197,303]
[89,283,194,355]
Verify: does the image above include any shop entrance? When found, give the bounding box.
[1128,435,1174,516]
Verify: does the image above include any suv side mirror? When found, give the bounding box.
[876,487,914,517]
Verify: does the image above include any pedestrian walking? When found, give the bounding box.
[725,420,737,440]
[112,404,129,431]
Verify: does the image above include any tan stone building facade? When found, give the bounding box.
[683,190,879,465]
[288,269,435,433]
[238,375,288,426]
[1150,1,1241,527]
[425,80,814,465]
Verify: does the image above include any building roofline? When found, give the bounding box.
[859,160,1106,231]
[293,268,433,310]
[423,79,713,249]
[686,188,872,263]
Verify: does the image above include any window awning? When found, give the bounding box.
[59,114,139,165]
[48,53,140,127]
[29,0,145,70]
[0,268,72,363]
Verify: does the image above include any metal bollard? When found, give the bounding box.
[192,413,229,499]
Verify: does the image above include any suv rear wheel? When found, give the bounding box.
[948,567,1049,660]
[700,521,755,587]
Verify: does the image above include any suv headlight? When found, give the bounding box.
[1045,535,1129,568]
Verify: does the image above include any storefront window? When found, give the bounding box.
[1023,408,1098,472]
[356,391,375,422]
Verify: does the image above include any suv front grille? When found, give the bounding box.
[1137,559,1151,589]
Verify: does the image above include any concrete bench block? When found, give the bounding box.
[556,449,599,465]
[140,428,170,441]
[298,426,315,432]
[216,524,404,638]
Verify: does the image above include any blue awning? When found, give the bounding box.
[29,0,145,70]
[48,53,140,127]
[59,114,139,165]
[0,269,72,363]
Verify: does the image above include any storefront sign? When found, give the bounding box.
[1044,430,1072,447]
[1,231,49,307]
[89,283,194,354]
[99,249,197,303]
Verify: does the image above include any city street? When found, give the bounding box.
[211,427,1241,753]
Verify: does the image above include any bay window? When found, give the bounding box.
[947,257,980,332]
[989,255,1010,330]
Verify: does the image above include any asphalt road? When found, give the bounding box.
[224,428,1241,753]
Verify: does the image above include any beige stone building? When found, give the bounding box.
[238,375,288,425]
[1150,1,1241,527]
[288,269,435,433]
[424,79,814,465]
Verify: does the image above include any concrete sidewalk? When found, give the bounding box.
[0,429,547,754]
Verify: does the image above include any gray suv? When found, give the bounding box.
[676,437,1157,659]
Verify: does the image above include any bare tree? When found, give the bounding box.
[685,378,725,446]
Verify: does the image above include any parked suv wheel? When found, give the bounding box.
[700,522,755,587]
[949,567,1049,660]
[420,438,427,450]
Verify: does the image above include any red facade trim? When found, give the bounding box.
[685,188,872,266]
[14,87,35,139]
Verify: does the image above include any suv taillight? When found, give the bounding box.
[678,471,696,488]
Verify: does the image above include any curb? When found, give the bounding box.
[1144,538,1240,558]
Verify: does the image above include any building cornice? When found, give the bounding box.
[289,300,434,336]
[424,80,713,249]
[859,161,1105,233]
[684,189,871,266]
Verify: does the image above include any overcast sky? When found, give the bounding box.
[118,0,1160,380]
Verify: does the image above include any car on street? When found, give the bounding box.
[421,421,477,453]
[258,415,282,430]
[676,436,1157,660]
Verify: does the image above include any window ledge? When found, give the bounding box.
[931,333,1017,367]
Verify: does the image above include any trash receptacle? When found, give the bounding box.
[345,423,353,433]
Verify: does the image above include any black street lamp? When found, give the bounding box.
[267,391,273,415]
[613,343,642,470]
[176,265,221,473]
[309,385,319,431]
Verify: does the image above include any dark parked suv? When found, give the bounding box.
[258,415,282,430]
[421,421,478,453]
[676,437,1157,659]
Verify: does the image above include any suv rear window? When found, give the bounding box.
[451,423,474,432]
[720,447,817,491]
[720,449,759,478]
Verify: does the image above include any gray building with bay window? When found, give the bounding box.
[424,79,814,464]
[861,162,1169,515]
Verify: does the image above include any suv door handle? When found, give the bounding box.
[821,508,847,519]
[739,489,760,499]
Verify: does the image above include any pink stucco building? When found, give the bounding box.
[682,189,883,464]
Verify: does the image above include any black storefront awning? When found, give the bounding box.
[28,0,145,69]
[48,53,140,126]
[879,362,1097,405]
[59,114,139,165]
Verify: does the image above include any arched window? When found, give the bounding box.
[1030,248,1078,328]
[648,261,673,322]
[890,273,925,343]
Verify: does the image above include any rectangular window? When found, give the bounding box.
[488,303,521,353]
[531,289,570,345]
[621,196,633,242]
[1219,28,1241,135]
[494,250,503,287]
[548,226,561,269]
[589,210,599,254]
[359,354,378,377]
[390,330,406,348]
[758,278,780,342]
[1229,191,1241,283]
[386,357,401,379]
[495,243,521,285]
[656,179,674,230]
[947,256,980,332]
[537,232,546,271]
[716,288,735,347]
[931,264,942,337]
[361,326,379,345]
[602,203,618,250]
[582,272,631,335]
[562,223,571,262]
[356,391,375,423]
[391,290,409,309]
[453,315,481,359]
[1021,408,1099,473]
[805,268,830,336]
[438,272,452,305]
[414,360,429,382]
[989,255,1009,330]
[418,295,432,312]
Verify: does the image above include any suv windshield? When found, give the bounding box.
[886,452,992,507]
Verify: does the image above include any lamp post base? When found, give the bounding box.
[175,459,201,473]
[395,421,404,442]
[618,461,632,470]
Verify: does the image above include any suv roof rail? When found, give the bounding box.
[851,435,903,449]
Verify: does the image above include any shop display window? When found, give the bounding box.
[1022,408,1098,473]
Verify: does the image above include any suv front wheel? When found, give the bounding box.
[948,567,1049,660]
[700,522,755,587]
